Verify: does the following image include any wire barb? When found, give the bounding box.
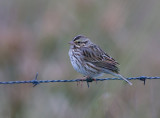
[0,73,160,86]
[32,72,39,87]
[139,76,146,85]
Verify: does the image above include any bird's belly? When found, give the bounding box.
[69,50,102,77]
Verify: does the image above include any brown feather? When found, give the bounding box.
[81,45,119,73]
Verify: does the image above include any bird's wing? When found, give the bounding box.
[81,45,119,73]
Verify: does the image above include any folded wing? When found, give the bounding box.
[81,45,119,73]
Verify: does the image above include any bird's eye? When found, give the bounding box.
[77,41,80,44]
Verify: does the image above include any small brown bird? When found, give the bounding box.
[68,35,132,85]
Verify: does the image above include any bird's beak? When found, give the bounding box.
[68,41,75,45]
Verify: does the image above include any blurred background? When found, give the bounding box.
[0,0,160,118]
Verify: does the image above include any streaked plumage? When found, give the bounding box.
[69,35,132,85]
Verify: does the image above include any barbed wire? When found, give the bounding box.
[0,72,160,87]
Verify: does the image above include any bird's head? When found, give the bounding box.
[69,35,93,48]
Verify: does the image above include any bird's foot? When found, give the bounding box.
[77,77,97,88]
[85,77,97,88]
[77,76,86,87]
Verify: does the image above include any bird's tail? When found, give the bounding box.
[107,71,132,85]
[116,74,132,85]
[103,70,132,85]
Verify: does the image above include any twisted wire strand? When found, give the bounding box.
[0,73,160,87]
